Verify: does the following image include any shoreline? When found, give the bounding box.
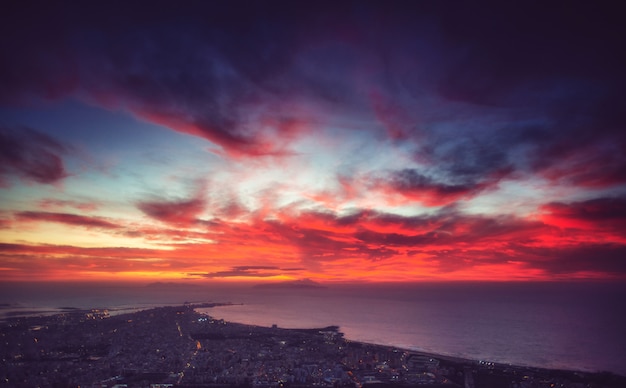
[198,303,625,379]
[193,303,626,386]
[3,301,624,379]
[1,303,624,387]
[195,304,626,388]
[194,303,626,383]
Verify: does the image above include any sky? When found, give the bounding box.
[1,1,625,283]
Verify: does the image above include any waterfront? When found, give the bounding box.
[1,281,625,377]
[2,303,625,387]
[200,282,626,376]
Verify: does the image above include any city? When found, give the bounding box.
[1,304,624,388]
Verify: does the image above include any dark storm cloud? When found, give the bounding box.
[0,126,69,186]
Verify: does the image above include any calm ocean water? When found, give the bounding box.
[1,282,625,376]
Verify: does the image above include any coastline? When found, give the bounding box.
[1,303,624,387]
[195,303,626,388]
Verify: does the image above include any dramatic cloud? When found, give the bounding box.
[0,127,69,186]
[1,2,625,282]
[2,2,619,165]
[368,168,507,206]
[2,2,327,158]
[540,197,626,233]
[3,199,626,281]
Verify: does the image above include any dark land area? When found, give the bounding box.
[1,304,624,388]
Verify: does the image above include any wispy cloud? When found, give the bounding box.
[366,168,507,206]
[38,198,99,212]
[15,211,119,229]
[137,183,207,226]
[0,126,69,186]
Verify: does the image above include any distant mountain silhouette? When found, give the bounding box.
[253,279,326,289]
[145,282,202,288]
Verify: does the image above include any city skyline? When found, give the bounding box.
[1,1,625,283]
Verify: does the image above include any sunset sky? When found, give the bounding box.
[1,1,625,283]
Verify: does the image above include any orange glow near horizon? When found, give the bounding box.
[1,197,625,283]
[2,205,623,283]
[1,194,625,283]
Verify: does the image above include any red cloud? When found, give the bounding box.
[0,243,173,281]
[0,217,10,229]
[15,211,119,229]
[0,243,157,258]
[130,100,314,159]
[3,200,626,281]
[137,182,206,226]
[540,197,626,233]
[187,207,621,279]
[137,196,205,226]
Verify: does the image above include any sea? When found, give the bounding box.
[1,281,625,376]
